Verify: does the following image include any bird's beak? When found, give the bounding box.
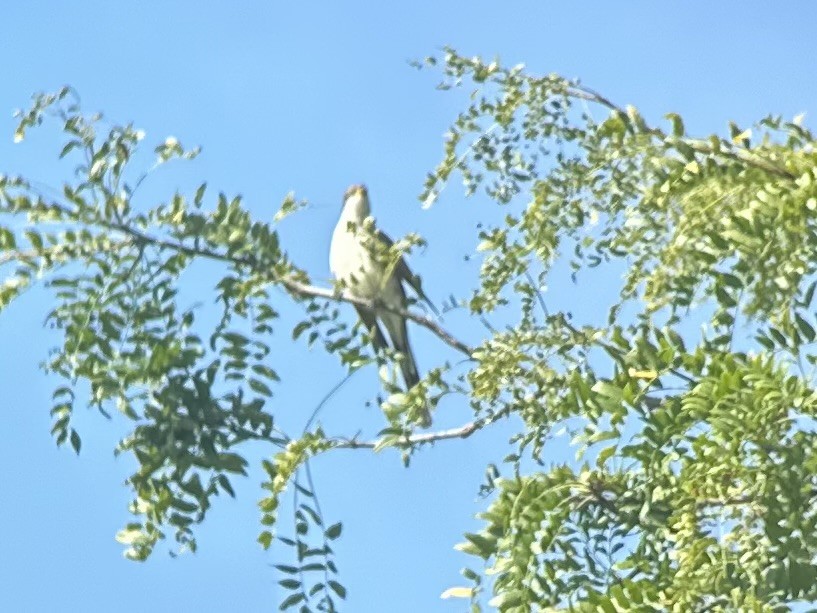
[344,184,367,205]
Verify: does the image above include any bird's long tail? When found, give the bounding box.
[383,311,432,427]
[398,345,420,389]
[396,347,431,428]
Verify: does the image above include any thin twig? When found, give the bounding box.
[303,372,355,434]
[524,270,549,319]
[302,460,333,607]
[0,248,38,265]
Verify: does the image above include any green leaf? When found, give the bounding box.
[248,378,273,397]
[328,580,346,599]
[795,313,815,342]
[216,453,247,473]
[292,321,310,340]
[596,444,618,467]
[194,182,207,207]
[279,592,305,610]
[213,473,234,496]
[665,112,685,136]
[488,590,524,609]
[457,533,496,559]
[251,363,280,380]
[69,429,81,454]
[324,522,342,540]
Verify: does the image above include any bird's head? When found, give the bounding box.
[342,184,371,220]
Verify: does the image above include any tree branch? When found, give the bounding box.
[104,219,475,356]
[0,239,135,266]
[332,409,507,450]
[0,248,39,265]
[14,198,475,358]
[566,84,797,181]
[282,280,474,357]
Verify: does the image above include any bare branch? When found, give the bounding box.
[565,84,624,115]
[332,409,507,450]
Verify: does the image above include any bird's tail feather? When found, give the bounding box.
[397,351,431,428]
[399,349,420,389]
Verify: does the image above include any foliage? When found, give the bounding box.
[5,47,817,610]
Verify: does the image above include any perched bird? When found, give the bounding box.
[329,184,435,425]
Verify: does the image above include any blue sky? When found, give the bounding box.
[2,2,817,612]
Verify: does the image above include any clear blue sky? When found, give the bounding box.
[2,3,817,611]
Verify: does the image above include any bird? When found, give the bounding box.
[329,184,436,426]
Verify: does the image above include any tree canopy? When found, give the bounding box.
[5,48,817,611]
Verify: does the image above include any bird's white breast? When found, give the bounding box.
[330,222,399,304]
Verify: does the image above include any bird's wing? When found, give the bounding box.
[376,229,439,316]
